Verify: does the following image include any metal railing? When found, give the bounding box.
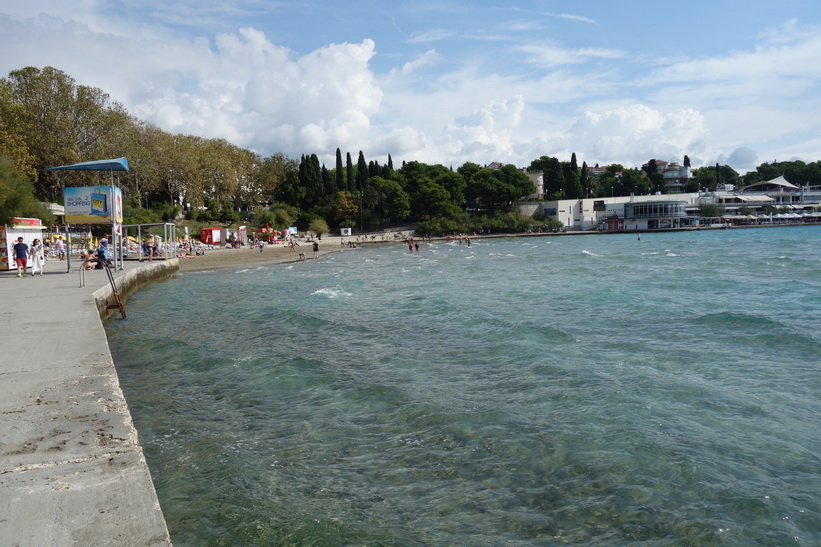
[78,258,126,319]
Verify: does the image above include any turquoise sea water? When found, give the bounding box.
[106,226,821,546]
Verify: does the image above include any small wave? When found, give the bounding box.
[666,252,679,257]
[312,286,352,298]
[698,311,781,329]
[582,250,602,257]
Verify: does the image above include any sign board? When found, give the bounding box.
[11,217,42,226]
[64,186,123,224]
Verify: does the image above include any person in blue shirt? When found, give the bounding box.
[12,237,29,277]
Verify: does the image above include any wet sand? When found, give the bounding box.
[175,237,349,272]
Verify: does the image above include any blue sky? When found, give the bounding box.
[1,0,820,175]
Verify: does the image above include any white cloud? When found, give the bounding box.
[0,4,818,176]
[515,43,624,67]
[408,29,456,43]
[544,12,598,25]
[389,49,441,77]
[564,105,707,168]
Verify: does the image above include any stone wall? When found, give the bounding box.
[93,259,180,319]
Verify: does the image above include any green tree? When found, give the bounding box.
[298,153,324,209]
[332,191,359,227]
[383,154,394,178]
[465,165,535,211]
[563,153,582,199]
[543,157,565,199]
[321,164,335,200]
[456,161,482,184]
[597,164,649,198]
[2,66,130,200]
[367,176,410,223]
[698,203,725,217]
[346,152,354,192]
[356,150,368,192]
[643,159,665,193]
[0,82,37,182]
[274,169,305,206]
[269,202,298,228]
[415,178,457,220]
[256,152,298,206]
[691,167,717,192]
[0,156,52,224]
[428,164,466,205]
[335,148,344,191]
[309,218,329,238]
[580,161,591,197]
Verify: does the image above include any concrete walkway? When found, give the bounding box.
[0,258,176,546]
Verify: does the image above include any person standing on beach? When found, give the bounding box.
[312,241,319,258]
[12,237,29,277]
[29,238,45,276]
[55,236,65,260]
[258,239,264,252]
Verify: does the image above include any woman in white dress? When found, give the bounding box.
[30,238,45,276]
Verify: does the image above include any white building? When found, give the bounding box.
[528,193,704,231]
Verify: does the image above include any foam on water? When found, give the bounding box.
[108,226,821,546]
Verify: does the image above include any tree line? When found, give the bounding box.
[2,66,820,231]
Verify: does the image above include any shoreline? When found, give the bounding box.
[163,221,818,273]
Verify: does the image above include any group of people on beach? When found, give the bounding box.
[11,236,46,277]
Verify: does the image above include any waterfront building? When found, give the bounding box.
[519,172,821,232]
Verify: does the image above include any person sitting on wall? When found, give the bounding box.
[81,249,97,270]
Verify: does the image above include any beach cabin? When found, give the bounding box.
[1,218,47,271]
[199,227,223,244]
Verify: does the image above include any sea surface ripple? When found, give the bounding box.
[107,226,821,545]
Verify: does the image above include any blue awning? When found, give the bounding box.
[45,157,129,172]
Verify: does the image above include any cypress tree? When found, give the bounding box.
[322,164,334,203]
[346,152,354,192]
[356,151,368,192]
[580,161,589,198]
[335,148,344,191]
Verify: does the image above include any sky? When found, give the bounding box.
[1,1,820,175]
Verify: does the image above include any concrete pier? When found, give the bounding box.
[0,258,177,546]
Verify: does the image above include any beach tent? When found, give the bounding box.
[45,157,129,271]
[740,175,799,192]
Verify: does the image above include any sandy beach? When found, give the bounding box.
[174,236,354,272]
